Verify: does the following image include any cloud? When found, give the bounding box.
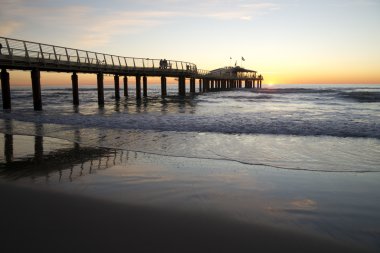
[0,1,280,47]
[196,1,280,21]
[290,199,317,210]
[0,21,22,36]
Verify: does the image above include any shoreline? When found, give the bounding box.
[0,182,370,253]
[1,133,379,252]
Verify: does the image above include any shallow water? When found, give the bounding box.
[1,85,380,251]
[0,135,379,251]
[1,84,380,172]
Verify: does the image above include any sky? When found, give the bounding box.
[1,0,380,85]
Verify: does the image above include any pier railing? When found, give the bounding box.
[0,36,198,76]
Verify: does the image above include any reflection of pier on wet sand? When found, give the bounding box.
[0,133,133,183]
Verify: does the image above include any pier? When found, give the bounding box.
[0,37,263,110]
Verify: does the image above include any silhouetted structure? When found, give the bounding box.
[0,37,263,110]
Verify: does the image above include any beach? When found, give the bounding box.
[1,86,380,252]
[1,180,370,253]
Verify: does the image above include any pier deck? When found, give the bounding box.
[0,37,263,110]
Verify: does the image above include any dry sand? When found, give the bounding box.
[0,182,370,253]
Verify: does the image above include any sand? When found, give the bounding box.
[0,182,370,253]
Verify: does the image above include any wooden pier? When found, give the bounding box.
[0,37,263,110]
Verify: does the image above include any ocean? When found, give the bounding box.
[1,84,379,172]
[1,84,380,251]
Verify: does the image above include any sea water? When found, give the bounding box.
[1,84,380,250]
[0,84,379,172]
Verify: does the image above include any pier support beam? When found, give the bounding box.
[178,76,186,96]
[97,73,104,105]
[202,79,207,92]
[1,68,11,109]
[71,72,79,106]
[161,76,167,97]
[190,78,195,93]
[4,133,13,163]
[31,69,42,111]
[143,76,147,97]
[34,135,44,162]
[136,75,141,99]
[114,75,120,100]
[123,76,128,97]
[199,79,202,93]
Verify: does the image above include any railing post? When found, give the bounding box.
[86,51,90,64]
[5,38,12,57]
[76,49,80,63]
[1,68,11,109]
[123,76,128,97]
[71,72,79,105]
[103,54,107,66]
[97,73,104,105]
[39,44,44,63]
[31,68,42,111]
[52,46,57,62]
[23,42,30,63]
[118,56,122,68]
[65,48,70,63]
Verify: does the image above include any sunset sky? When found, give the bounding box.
[1,0,379,85]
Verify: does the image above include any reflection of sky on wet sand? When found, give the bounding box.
[1,134,380,251]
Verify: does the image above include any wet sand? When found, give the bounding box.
[0,182,369,253]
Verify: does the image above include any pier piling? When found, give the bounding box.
[1,68,11,109]
[178,76,186,96]
[136,75,141,99]
[143,76,147,97]
[31,69,42,111]
[123,76,128,97]
[114,75,120,100]
[161,76,167,97]
[4,134,13,163]
[97,73,104,105]
[190,78,195,93]
[71,72,79,105]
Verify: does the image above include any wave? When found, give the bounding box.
[339,91,380,103]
